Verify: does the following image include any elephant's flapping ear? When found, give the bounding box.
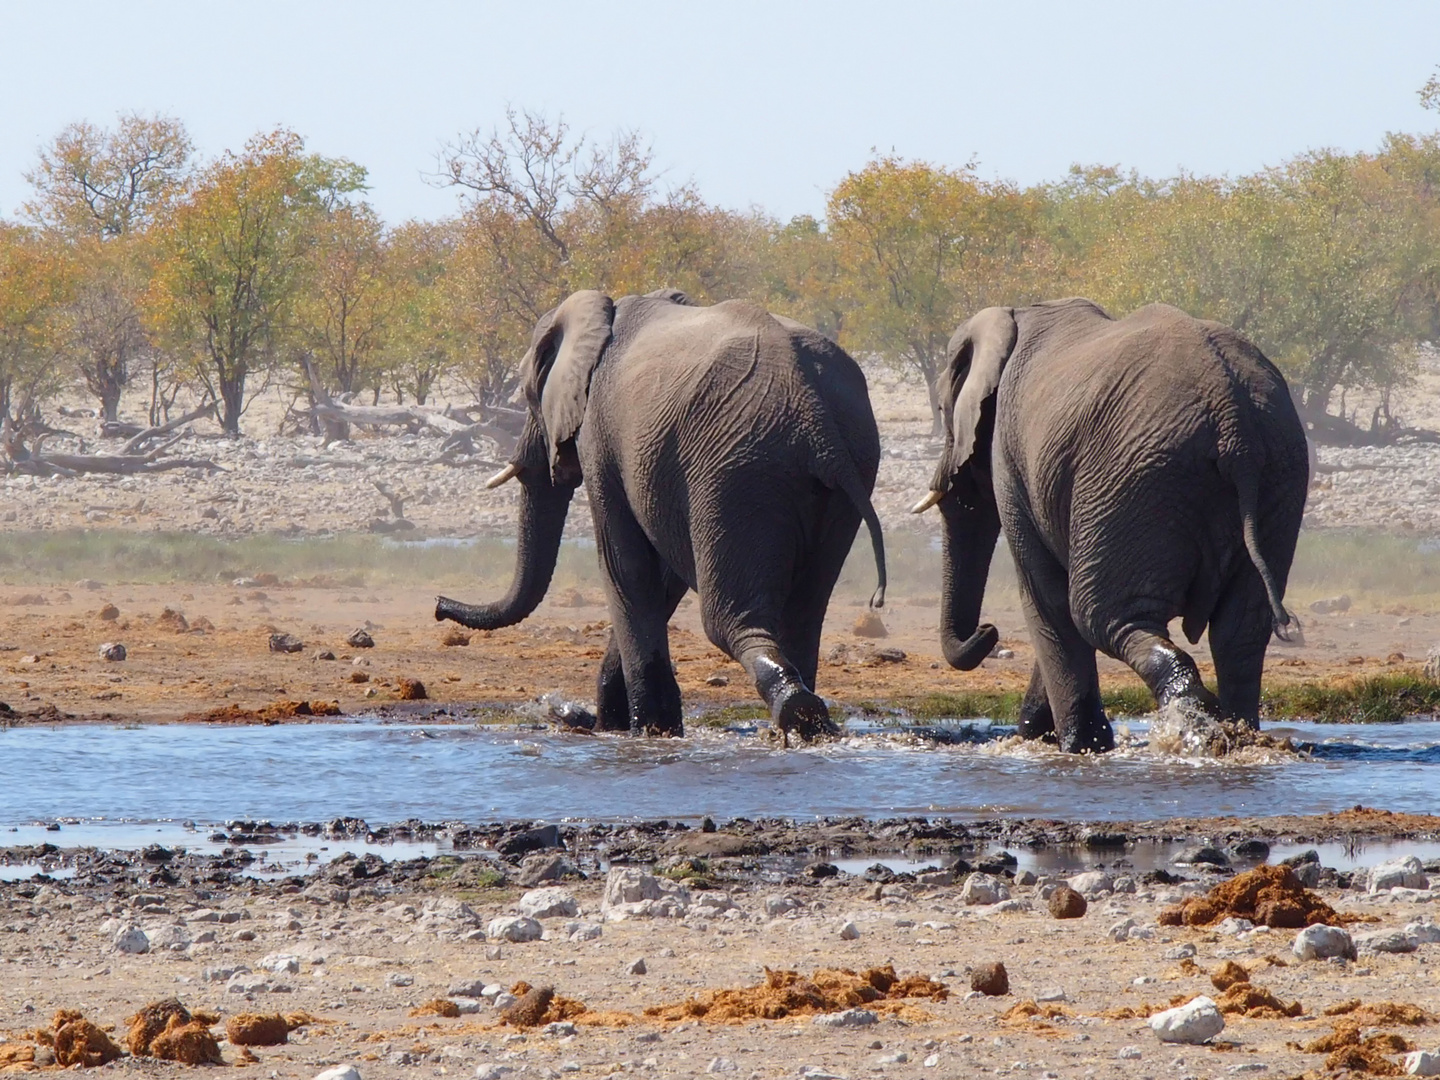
[523,290,616,485]
[932,307,1018,492]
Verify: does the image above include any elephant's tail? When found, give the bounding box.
[1235,471,1295,641]
[831,463,887,610]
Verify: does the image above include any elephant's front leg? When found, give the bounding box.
[1016,663,1056,742]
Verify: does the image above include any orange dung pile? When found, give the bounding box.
[1157,864,1344,929]
[643,965,948,1023]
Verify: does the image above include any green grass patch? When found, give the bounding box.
[1261,672,1440,724]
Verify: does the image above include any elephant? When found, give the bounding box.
[912,298,1309,753]
[436,288,886,741]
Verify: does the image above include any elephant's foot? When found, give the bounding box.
[624,656,684,737]
[1016,698,1056,742]
[595,649,632,733]
[773,686,837,746]
[1134,641,1220,716]
[1055,718,1116,754]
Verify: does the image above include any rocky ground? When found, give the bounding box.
[2,813,1440,1079]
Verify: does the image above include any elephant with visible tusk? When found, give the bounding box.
[437,288,886,742]
[914,299,1309,753]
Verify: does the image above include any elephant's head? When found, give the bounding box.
[913,306,1018,670]
[436,290,616,630]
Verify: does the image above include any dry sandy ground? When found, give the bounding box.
[2,858,1440,1079]
[0,580,1436,725]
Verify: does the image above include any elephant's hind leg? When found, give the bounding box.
[595,571,689,732]
[1206,570,1273,727]
[1016,663,1056,742]
[1115,627,1221,719]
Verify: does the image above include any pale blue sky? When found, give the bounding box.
[4,1,1437,224]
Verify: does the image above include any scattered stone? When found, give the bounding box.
[113,925,149,953]
[1048,886,1087,919]
[812,1008,878,1028]
[269,633,304,653]
[625,957,648,975]
[1164,944,1197,960]
[314,1068,363,1080]
[1368,855,1430,893]
[1407,920,1440,944]
[487,916,543,943]
[315,650,336,661]
[1149,995,1225,1044]
[517,852,579,886]
[1118,1046,1142,1060]
[765,895,800,917]
[517,886,579,920]
[1406,1050,1440,1076]
[1358,929,1420,954]
[98,641,127,662]
[1309,594,1352,614]
[1036,987,1067,1003]
[706,1058,739,1072]
[971,962,1009,996]
[600,867,691,920]
[474,1067,511,1080]
[1175,845,1230,866]
[1293,924,1358,961]
[960,872,1008,906]
[838,920,860,940]
[1066,871,1113,896]
[98,603,120,621]
[347,628,375,648]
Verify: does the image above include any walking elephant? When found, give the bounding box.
[912,298,1309,753]
[437,288,886,741]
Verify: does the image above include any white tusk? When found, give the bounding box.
[485,463,520,489]
[910,490,944,515]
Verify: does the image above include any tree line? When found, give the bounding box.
[3,105,1440,445]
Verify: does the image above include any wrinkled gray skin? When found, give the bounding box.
[922,299,1309,753]
[437,289,886,741]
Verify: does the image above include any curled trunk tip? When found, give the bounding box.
[943,622,999,671]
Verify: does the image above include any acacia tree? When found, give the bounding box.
[382,219,457,406]
[24,114,192,421]
[828,156,1051,432]
[146,130,364,433]
[0,225,70,450]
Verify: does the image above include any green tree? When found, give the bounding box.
[0,224,70,450]
[146,129,365,433]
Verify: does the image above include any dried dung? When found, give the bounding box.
[409,999,461,1019]
[500,986,555,1027]
[156,608,189,632]
[1216,982,1302,1019]
[0,1044,37,1069]
[1323,1045,1403,1076]
[185,700,342,723]
[52,1018,121,1068]
[1000,1000,1073,1021]
[1323,1000,1435,1025]
[396,677,427,700]
[1157,864,1345,928]
[98,604,119,621]
[225,1014,289,1046]
[151,1018,223,1065]
[1048,885,1087,919]
[125,999,191,1056]
[236,1047,260,1065]
[1210,960,1251,991]
[971,962,1009,996]
[643,965,947,1023]
[851,611,887,638]
[441,628,471,647]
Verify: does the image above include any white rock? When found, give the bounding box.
[517,887,578,920]
[491,992,517,1011]
[959,872,1009,905]
[1108,918,1136,942]
[486,916,542,943]
[812,1008,877,1028]
[1117,1046,1143,1060]
[448,979,488,998]
[1406,1050,1440,1076]
[706,1059,739,1073]
[313,1068,362,1080]
[765,895,800,916]
[1037,987,1067,1003]
[113,926,149,954]
[227,975,273,994]
[923,1054,940,1068]
[838,920,860,940]
[1149,995,1225,1044]
[261,952,301,975]
[1369,856,1430,893]
[1066,871,1113,897]
[146,924,190,949]
[600,867,691,920]
[1163,943,1197,960]
[1292,923,1357,961]
[386,973,414,987]
[1358,929,1419,954]
[474,1066,512,1080]
[1407,920,1440,944]
[480,983,503,1000]
[1217,917,1254,936]
[448,997,484,1014]
[564,921,603,942]
[798,1069,848,1080]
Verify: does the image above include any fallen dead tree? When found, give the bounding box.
[1,417,222,477]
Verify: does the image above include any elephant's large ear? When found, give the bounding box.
[933,306,1018,490]
[524,290,615,482]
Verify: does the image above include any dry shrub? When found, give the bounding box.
[225,1014,289,1046]
[409,1000,461,1019]
[643,965,947,1023]
[151,1018,223,1065]
[1157,865,1346,928]
[125,998,191,1056]
[1210,960,1250,991]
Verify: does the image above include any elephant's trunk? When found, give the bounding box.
[938,483,1002,670]
[436,473,576,630]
